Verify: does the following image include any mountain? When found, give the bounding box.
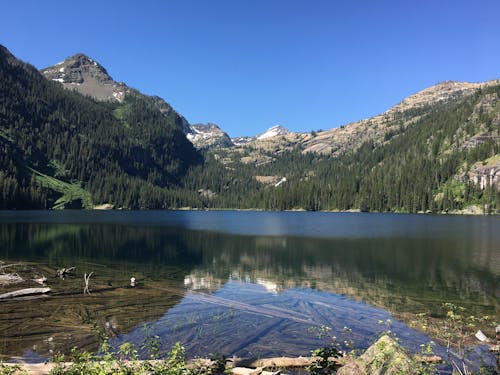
[256,125,291,140]
[301,80,500,156]
[0,45,201,209]
[210,80,500,164]
[186,123,234,149]
[41,53,128,102]
[41,54,192,134]
[216,80,500,161]
[186,79,499,213]
[1,44,498,213]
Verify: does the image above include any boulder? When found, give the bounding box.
[337,335,412,375]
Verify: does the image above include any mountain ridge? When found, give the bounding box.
[40,52,499,155]
[185,79,499,155]
[208,79,499,166]
[1,44,498,212]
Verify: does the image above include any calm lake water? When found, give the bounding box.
[0,211,498,364]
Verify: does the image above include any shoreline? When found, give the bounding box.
[0,206,498,216]
[0,335,449,375]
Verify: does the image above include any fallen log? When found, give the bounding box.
[231,352,443,369]
[0,287,51,300]
[0,262,23,272]
[413,355,443,363]
[235,356,327,368]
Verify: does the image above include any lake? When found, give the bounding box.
[0,211,498,364]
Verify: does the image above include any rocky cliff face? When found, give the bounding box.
[460,91,500,190]
[463,155,500,190]
[469,165,500,189]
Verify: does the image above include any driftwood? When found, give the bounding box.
[0,273,24,285]
[235,353,442,369]
[56,267,75,278]
[235,356,327,368]
[0,262,23,272]
[231,368,264,375]
[475,329,500,352]
[32,275,48,285]
[83,272,93,294]
[475,329,491,343]
[0,262,25,285]
[413,355,443,363]
[0,287,51,300]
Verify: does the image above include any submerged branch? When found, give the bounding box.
[0,287,51,300]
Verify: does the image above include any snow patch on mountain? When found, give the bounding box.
[257,125,290,140]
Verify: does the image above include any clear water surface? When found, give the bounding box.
[0,210,498,364]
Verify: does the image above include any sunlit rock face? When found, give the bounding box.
[41,53,128,103]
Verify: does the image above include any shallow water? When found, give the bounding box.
[0,211,498,363]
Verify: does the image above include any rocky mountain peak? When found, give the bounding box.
[257,125,290,140]
[187,123,234,150]
[41,54,127,102]
[42,53,113,84]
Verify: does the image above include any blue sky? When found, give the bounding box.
[1,0,498,136]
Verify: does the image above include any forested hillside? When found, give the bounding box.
[184,85,499,213]
[0,45,201,209]
[0,45,498,213]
